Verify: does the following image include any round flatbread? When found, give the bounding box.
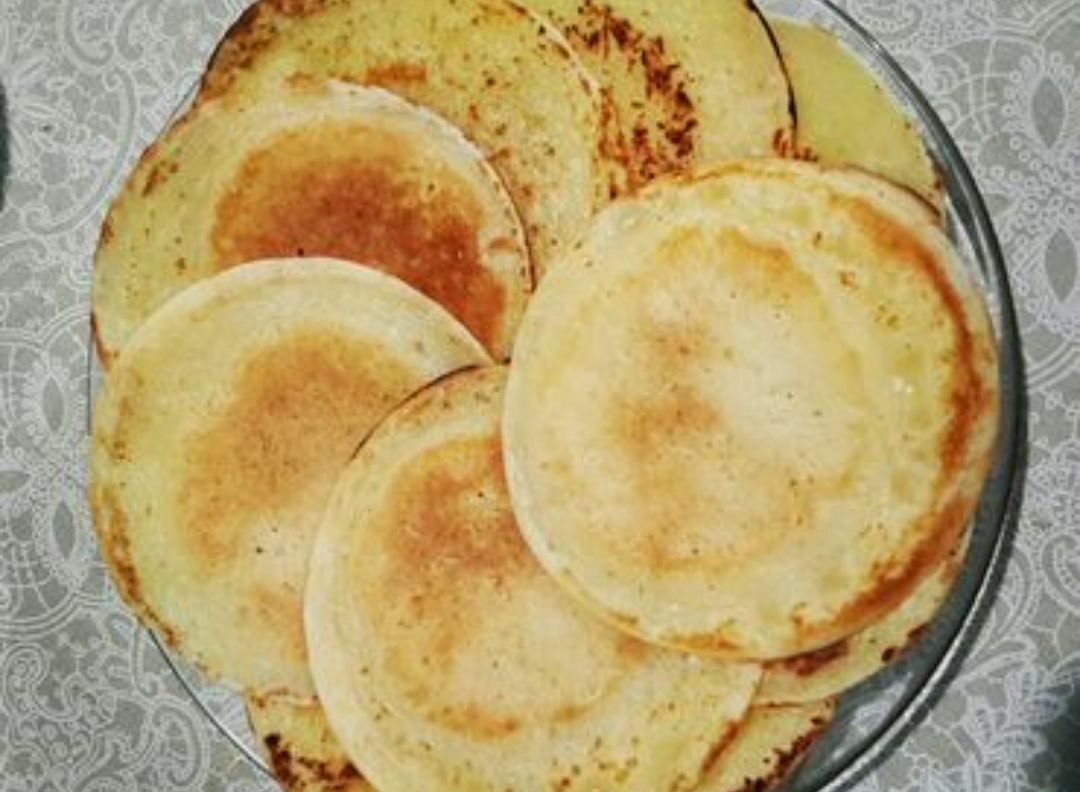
[503,159,999,660]
[697,701,835,792]
[526,0,792,185]
[93,81,529,366]
[89,258,490,699]
[305,366,762,792]
[756,525,971,704]
[248,694,370,792]
[197,0,622,279]
[769,17,941,211]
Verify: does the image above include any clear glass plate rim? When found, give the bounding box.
[780,1,1026,790]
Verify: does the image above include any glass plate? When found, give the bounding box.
[86,0,1024,788]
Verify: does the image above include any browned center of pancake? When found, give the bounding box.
[179,329,413,569]
[211,120,507,350]
[368,435,643,740]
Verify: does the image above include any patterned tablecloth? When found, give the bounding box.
[1,1,1078,790]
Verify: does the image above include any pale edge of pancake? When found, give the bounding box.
[766,15,943,213]
[502,158,999,660]
[92,79,530,367]
[244,697,836,792]
[756,521,972,704]
[194,0,625,278]
[305,365,762,792]
[89,257,491,700]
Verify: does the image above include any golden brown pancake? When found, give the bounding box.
[697,701,835,792]
[248,694,371,792]
[305,366,762,792]
[197,0,623,279]
[93,81,529,365]
[89,258,490,699]
[769,17,941,210]
[757,525,970,704]
[503,159,999,660]
[524,0,793,185]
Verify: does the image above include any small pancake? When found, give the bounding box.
[756,525,971,704]
[525,0,792,185]
[197,0,622,279]
[93,81,529,365]
[503,159,999,660]
[248,694,370,792]
[697,701,835,792]
[305,366,762,792]
[769,17,941,210]
[89,258,490,699]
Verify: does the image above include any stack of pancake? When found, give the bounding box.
[88,2,999,791]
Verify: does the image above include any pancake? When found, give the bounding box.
[92,81,529,366]
[524,0,792,185]
[248,694,370,792]
[305,366,762,792]
[503,159,999,660]
[769,17,941,210]
[197,0,621,279]
[697,701,835,792]
[89,258,490,699]
[756,525,971,704]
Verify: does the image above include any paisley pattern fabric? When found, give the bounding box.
[1,1,1077,789]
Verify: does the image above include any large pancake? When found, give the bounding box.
[305,366,762,792]
[93,81,529,366]
[503,159,999,660]
[756,525,971,704]
[197,0,621,279]
[697,701,835,792]
[769,17,941,210]
[247,694,371,792]
[89,258,490,699]
[524,0,792,185]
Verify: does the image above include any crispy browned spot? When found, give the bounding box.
[140,158,179,197]
[264,730,366,792]
[211,121,506,353]
[363,61,428,86]
[199,0,336,100]
[92,486,142,606]
[699,721,741,777]
[773,639,849,677]
[561,0,698,186]
[732,709,830,792]
[178,329,413,568]
[263,0,332,16]
[595,88,632,198]
[89,313,114,370]
[672,629,742,655]
[199,4,271,99]
[98,215,115,246]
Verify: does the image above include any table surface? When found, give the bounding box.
[2,1,1078,790]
